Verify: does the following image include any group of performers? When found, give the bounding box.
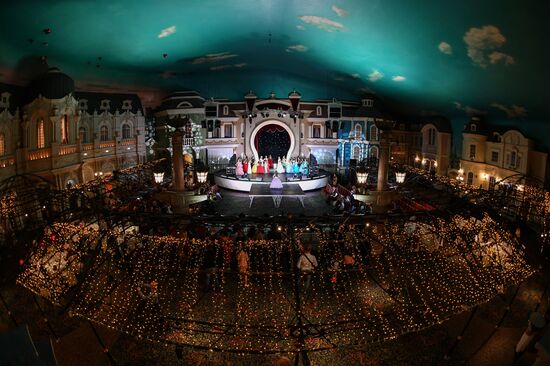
[235,155,309,177]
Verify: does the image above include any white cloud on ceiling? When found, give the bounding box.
[210,63,247,71]
[489,51,515,66]
[298,15,345,32]
[463,25,515,67]
[352,73,361,79]
[158,26,176,38]
[368,69,383,82]
[438,41,452,55]
[190,52,238,64]
[491,103,527,118]
[453,101,486,115]
[332,5,349,17]
[286,44,308,52]
[296,25,306,31]
[392,75,406,82]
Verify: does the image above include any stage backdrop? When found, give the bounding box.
[254,124,291,160]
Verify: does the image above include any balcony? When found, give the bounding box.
[99,141,116,149]
[59,145,77,156]
[28,148,51,161]
[0,156,15,168]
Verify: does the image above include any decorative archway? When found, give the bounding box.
[249,120,295,162]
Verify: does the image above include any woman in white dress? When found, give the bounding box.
[263,157,269,174]
[276,157,284,174]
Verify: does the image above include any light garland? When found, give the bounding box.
[17,212,533,354]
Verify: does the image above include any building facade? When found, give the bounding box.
[0,68,146,188]
[459,117,548,189]
[154,90,451,173]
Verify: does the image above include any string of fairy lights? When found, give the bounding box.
[16,211,533,354]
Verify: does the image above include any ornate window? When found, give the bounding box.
[469,144,476,159]
[312,125,321,138]
[223,105,229,116]
[355,124,362,139]
[428,128,436,145]
[100,125,109,141]
[224,124,233,138]
[370,146,378,159]
[122,124,131,139]
[61,114,69,144]
[37,119,45,148]
[79,127,87,143]
[0,133,4,156]
[316,106,322,116]
[467,172,474,185]
[370,125,378,141]
[353,145,360,159]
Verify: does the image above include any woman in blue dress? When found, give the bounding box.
[286,158,293,174]
[293,159,300,174]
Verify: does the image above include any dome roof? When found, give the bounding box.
[26,67,74,102]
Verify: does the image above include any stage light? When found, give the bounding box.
[154,172,164,184]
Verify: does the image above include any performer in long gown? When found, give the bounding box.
[276,157,284,174]
[235,158,244,176]
[286,158,293,174]
[252,159,258,174]
[293,159,300,174]
[257,157,264,174]
[243,158,249,176]
[269,173,284,189]
[263,158,269,174]
[300,159,309,175]
[246,159,251,176]
[268,155,273,172]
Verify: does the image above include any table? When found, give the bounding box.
[248,184,305,208]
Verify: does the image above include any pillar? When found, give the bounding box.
[171,131,185,191]
[377,134,390,191]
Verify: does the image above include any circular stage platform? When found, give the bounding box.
[214,170,330,192]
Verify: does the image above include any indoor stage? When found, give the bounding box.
[214,170,330,192]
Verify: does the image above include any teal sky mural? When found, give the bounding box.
[0,0,548,151]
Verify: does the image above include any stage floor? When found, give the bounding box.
[214,170,330,192]
[212,188,334,216]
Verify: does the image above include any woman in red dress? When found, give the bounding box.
[257,157,264,174]
[268,155,273,171]
[243,158,249,175]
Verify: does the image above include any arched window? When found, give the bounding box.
[79,127,87,143]
[100,125,109,141]
[353,145,360,159]
[0,133,5,156]
[427,128,436,145]
[316,106,322,115]
[122,124,131,139]
[223,105,229,116]
[370,125,378,141]
[355,124,362,139]
[370,146,378,159]
[61,114,69,144]
[37,119,45,148]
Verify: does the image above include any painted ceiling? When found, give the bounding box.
[0,0,548,150]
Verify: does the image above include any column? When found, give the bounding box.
[172,130,185,191]
[377,133,390,191]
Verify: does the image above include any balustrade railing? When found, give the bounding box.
[59,145,77,156]
[0,156,15,168]
[28,148,51,161]
[99,141,115,148]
